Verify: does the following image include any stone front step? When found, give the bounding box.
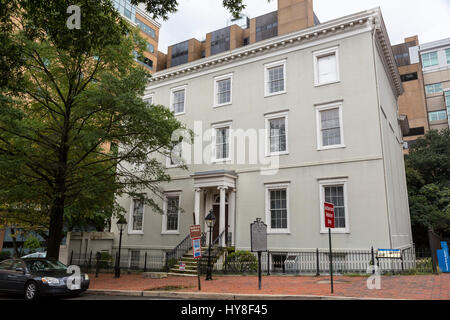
[167,272,197,277]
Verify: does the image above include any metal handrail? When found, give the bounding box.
[166,234,191,263]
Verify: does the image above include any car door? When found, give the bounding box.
[5,260,29,293]
[0,260,14,291]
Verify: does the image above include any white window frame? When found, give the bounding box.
[161,192,181,234]
[170,85,186,115]
[143,93,154,106]
[319,178,349,234]
[211,122,232,163]
[315,102,345,150]
[265,182,290,234]
[422,51,439,68]
[128,199,145,234]
[313,46,340,87]
[264,59,287,97]
[166,140,184,168]
[265,111,289,156]
[213,73,233,107]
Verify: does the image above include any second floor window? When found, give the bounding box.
[316,102,344,150]
[168,141,183,167]
[267,116,287,154]
[214,126,230,161]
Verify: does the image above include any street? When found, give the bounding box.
[0,293,180,300]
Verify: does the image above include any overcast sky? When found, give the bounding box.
[156,0,450,53]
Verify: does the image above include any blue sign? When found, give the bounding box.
[437,241,449,273]
[192,238,202,259]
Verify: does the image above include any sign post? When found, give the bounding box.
[324,202,335,294]
[250,218,267,290]
[190,225,203,291]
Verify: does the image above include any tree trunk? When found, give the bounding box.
[46,196,65,260]
[11,228,19,258]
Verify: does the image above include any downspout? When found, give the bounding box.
[370,19,393,249]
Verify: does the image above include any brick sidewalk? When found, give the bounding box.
[87,273,450,300]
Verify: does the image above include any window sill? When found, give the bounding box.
[266,151,289,157]
[213,102,232,108]
[161,231,180,235]
[267,230,291,235]
[211,158,232,164]
[173,112,186,116]
[128,231,144,235]
[320,229,350,234]
[314,80,340,87]
[317,144,346,151]
[264,90,287,98]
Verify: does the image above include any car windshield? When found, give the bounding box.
[25,259,67,272]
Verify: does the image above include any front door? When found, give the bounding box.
[212,204,228,243]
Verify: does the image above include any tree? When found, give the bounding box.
[0,1,187,259]
[405,129,450,248]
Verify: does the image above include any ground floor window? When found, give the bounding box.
[265,183,290,233]
[319,179,349,233]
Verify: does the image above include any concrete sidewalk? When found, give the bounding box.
[87,273,450,300]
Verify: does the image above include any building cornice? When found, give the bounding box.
[148,8,403,97]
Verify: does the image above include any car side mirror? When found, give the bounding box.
[15,267,25,274]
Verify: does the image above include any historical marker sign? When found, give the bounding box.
[190,225,202,239]
[250,218,267,252]
[324,202,335,229]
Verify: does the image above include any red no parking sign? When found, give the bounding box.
[324,202,335,229]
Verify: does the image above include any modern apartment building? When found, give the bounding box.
[394,36,450,151]
[392,36,428,152]
[112,2,413,268]
[112,0,161,72]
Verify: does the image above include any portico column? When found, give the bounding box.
[194,188,201,225]
[229,189,236,247]
[218,186,227,247]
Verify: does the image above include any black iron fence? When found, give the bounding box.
[68,245,434,276]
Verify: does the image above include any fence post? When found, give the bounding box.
[144,252,147,272]
[316,248,320,276]
[95,252,101,278]
[267,251,270,275]
[165,251,169,272]
[69,251,73,265]
[371,246,375,274]
[88,251,92,270]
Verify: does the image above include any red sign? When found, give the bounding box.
[324,202,335,229]
[190,225,201,239]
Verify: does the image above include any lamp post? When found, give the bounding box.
[115,216,127,278]
[205,209,216,281]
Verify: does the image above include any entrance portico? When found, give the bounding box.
[192,170,237,247]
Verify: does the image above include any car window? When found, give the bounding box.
[25,260,67,272]
[10,261,25,271]
[0,260,13,270]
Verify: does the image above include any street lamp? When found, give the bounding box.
[205,209,216,281]
[115,216,127,278]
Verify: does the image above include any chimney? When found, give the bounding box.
[277,0,315,36]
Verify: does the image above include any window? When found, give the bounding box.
[316,102,344,150]
[143,94,153,106]
[129,199,144,233]
[265,111,288,155]
[400,72,418,82]
[446,49,450,64]
[146,42,154,53]
[167,140,183,167]
[428,110,447,122]
[422,52,438,68]
[162,193,180,234]
[425,83,443,95]
[319,179,349,233]
[314,47,339,86]
[214,74,232,107]
[265,183,290,233]
[264,60,286,96]
[170,86,186,115]
[212,124,231,161]
[445,91,450,125]
[135,18,156,38]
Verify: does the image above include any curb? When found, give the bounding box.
[86,289,389,300]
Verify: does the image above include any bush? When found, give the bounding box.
[97,252,113,269]
[0,251,11,261]
[225,251,258,274]
[24,236,41,253]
